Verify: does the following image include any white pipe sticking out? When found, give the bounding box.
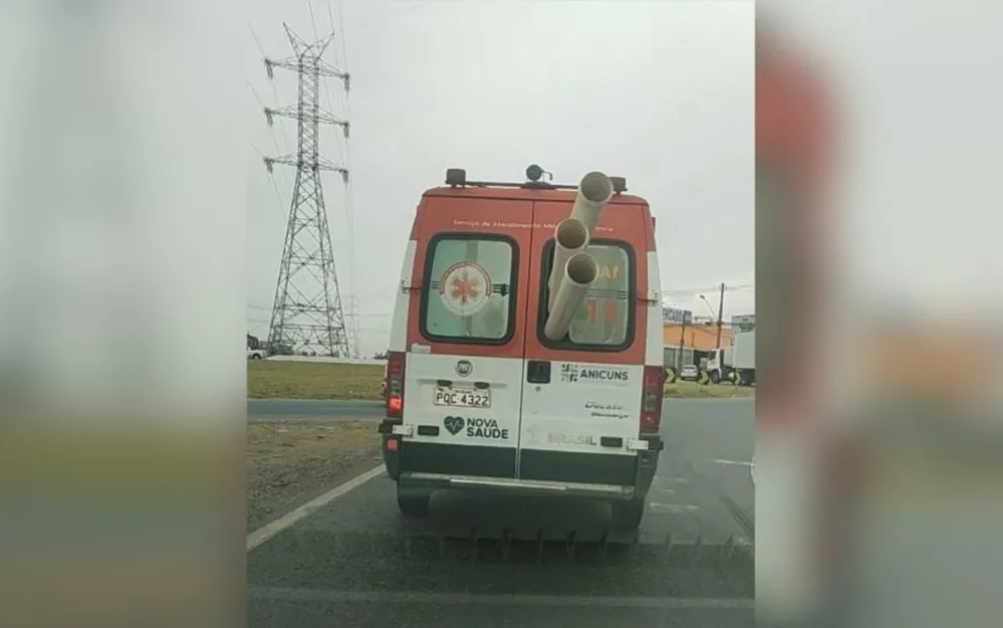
[544,252,599,341]
[542,170,614,336]
[547,218,590,309]
[568,171,614,235]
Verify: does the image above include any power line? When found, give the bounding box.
[330,0,350,116]
[246,23,294,193]
[663,282,755,296]
[308,1,345,166]
[245,84,293,224]
[324,0,359,354]
[247,303,389,318]
[246,140,288,225]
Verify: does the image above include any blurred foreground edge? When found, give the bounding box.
[755,16,838,628]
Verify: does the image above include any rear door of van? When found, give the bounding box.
[516,198,652,486]
[402,192,531,480]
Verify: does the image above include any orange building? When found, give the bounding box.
[662,322,732,351]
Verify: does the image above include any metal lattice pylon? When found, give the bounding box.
[262,24,352,357]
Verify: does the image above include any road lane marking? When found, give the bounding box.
[247,586,753,609]
[247,464,385,552]
[648,503,699,514]
[709,459,753,467]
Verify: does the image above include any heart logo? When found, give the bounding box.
[443,416,464,435]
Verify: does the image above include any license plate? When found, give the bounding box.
[433,386,491,408]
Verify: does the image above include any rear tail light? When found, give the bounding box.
[640,365,664,433]
[385,351,406,419]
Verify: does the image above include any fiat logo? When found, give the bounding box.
[456,360,473,377]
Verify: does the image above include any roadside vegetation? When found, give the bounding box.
[248,359,753,400]
[247,361,384,400]
[663,379,754,398]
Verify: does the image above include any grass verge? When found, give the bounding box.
[248,360,384,400]
[664,380,755,398]
[247,421,382,531]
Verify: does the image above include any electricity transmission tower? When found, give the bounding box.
[262,24,352,357]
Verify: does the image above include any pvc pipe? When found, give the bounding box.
[544,252,599,341]
[568,171,614,235]
[547,218,590,309]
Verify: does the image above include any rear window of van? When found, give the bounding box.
[538,239,635,350]
[419,234,517,344]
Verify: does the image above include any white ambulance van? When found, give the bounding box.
[378,166,665,529]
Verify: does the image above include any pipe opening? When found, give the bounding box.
[579,171,614,204]
[566,254,598,286]
[555,219,589,250]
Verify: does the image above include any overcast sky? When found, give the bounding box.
[245,0,755,356]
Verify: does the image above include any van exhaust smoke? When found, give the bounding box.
[543,171,614,339]
[544,253,599,341]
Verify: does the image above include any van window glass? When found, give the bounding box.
[543,242,632,347]
[422,237,514,342]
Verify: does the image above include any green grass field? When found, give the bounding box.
[663,379,755,398]
[248,360,753,400]
[247,360,385,400]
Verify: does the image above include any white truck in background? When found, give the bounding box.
[731,329,755,386]
[247,333,267,360]
[706,330,756,386]
[706,347,734,384]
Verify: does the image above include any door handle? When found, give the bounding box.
[526,360,551,384]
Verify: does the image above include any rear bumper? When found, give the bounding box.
[378,420,662,502]
[399,472,638,500]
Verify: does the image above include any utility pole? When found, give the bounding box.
[715,282,725,349]
[262,24,352,357]
[677,312,690,370]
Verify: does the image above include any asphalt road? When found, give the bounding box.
[247,397,755,628]
[247,398,384,422]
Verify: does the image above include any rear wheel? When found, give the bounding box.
[739,370,753,386]
[709,370,721,384]
[610,499,645,530]
[396,484,431,517]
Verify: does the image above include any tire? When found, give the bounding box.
[250,353,262,360]
[396,484,431,517]
[610,499,645,530]
[709,370,721,384]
